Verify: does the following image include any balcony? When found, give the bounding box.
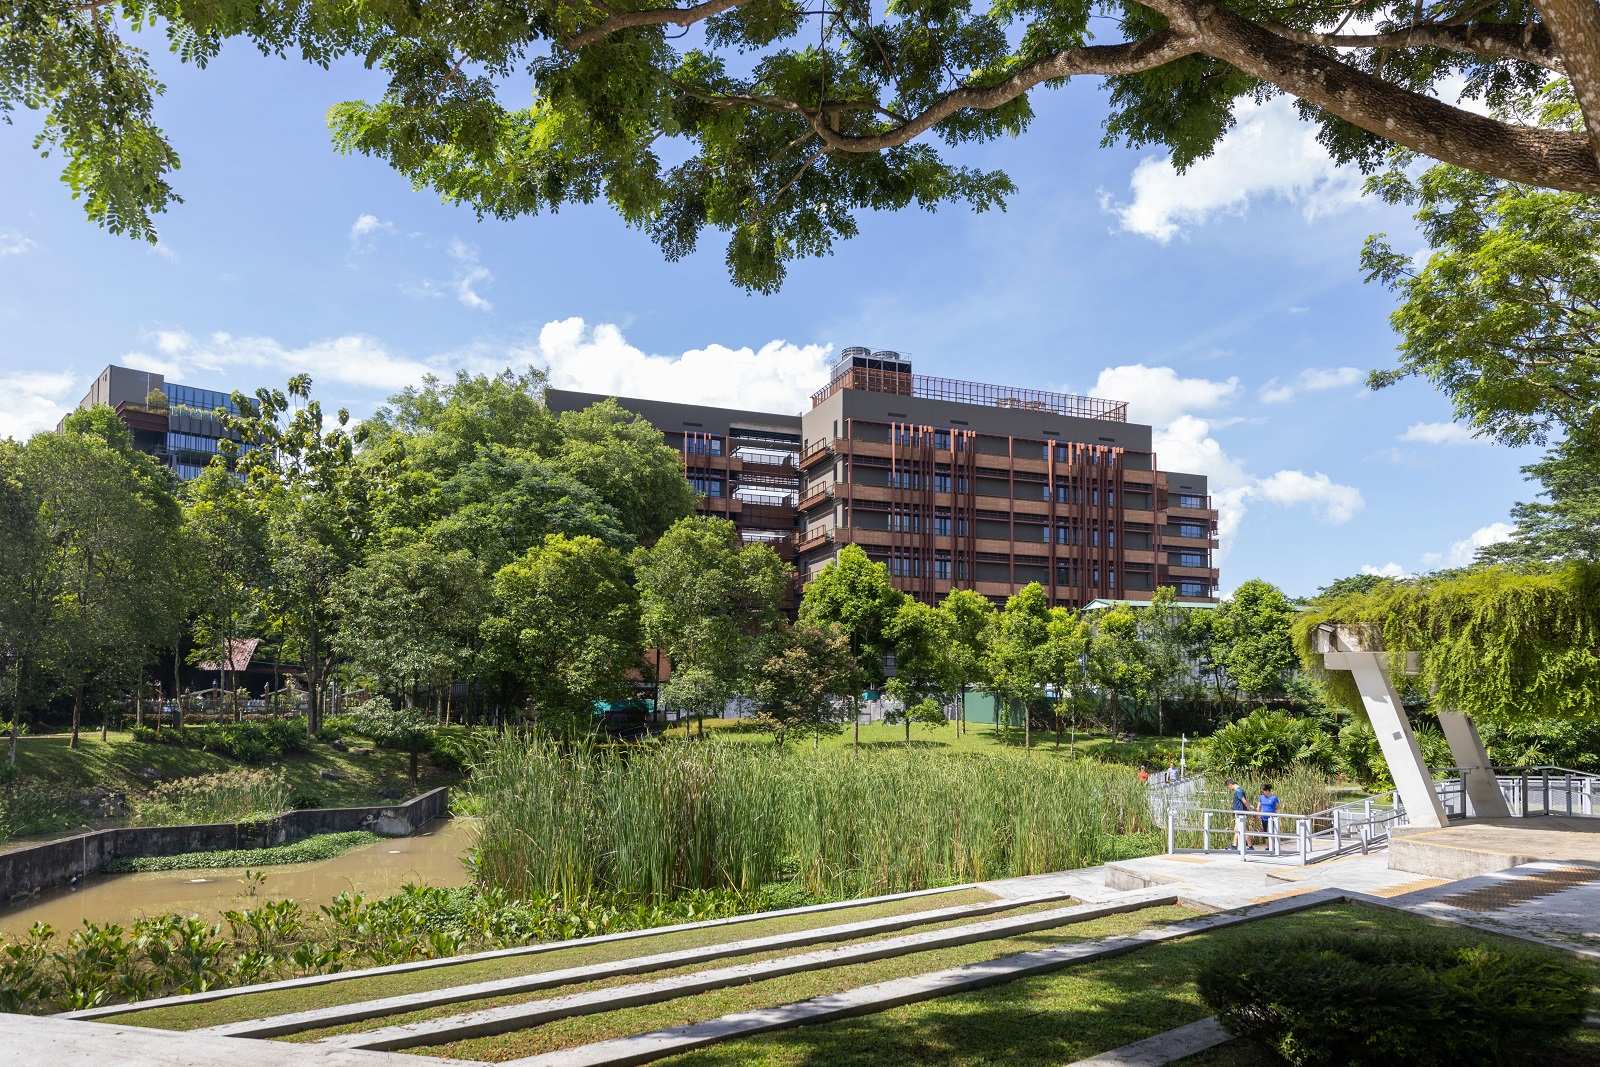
[797,484,835,512]
[798,439,835,469]
[795,528,835,555]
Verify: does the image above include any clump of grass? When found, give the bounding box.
[132,768,290,826]
[0,778,87,842]
[470,735,1159,903]
[102,831,385,872]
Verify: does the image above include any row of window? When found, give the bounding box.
[886,428,1123,467]
[166,432,221,454]
[164,383,238,415]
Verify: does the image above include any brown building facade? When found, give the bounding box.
[546,349,1219,607]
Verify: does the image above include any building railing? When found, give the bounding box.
[798,439,835,466]
[795,529,834,554]
[811,370,1128,422]
[797,484,835,511]
[1430,766,1600,818]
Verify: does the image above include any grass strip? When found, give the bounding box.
[286,898,1087,1043]
[409,905,1199,1062]
[108,887,998,1031]
[628,905,1600,1067]
[101,831,385,873]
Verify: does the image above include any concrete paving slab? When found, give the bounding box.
[66,882,990,1022]
[205,888,1088,1039]
[1063,1016,1230,1067]
[1390,818,1600,879]
[319,891,1181,1052]
[1377,860,1600,954]
[5,1014,483,1067]
[499,891,1345,1067]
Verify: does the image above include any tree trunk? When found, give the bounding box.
[853,695,859,747]
[70,683,81,749]
[1024,698,1030,751]
[409,748,419,786]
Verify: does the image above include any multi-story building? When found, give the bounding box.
[549,348,1220,606]
[62,364,239,480]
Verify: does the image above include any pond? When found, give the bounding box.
[0,817,475,935]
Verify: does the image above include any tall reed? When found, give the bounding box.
[470,736,1157,902]
[132,769,291,826]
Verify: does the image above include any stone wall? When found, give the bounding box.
[0,787,449,903]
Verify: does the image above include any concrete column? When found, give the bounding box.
[1327,650,1448,829]
[1437,711,1511,818]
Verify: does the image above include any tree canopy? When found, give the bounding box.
[9,0,1600,289]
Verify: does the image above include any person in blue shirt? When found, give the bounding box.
[1226,779,1254,852]
[1258,784,1281,850]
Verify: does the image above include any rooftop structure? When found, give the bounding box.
[63,364,239,480]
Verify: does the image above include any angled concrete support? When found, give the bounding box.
[1314,625,1447,829]
[1437,711,1511,818]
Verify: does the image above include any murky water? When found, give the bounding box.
[0,818,476,935]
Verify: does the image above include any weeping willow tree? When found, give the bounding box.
[1291,564,1600,725]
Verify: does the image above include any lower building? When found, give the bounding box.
[548,347,1220,606]
[62,364,239,480]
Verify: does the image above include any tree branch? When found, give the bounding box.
[1266,21,1563,71]
[562,0,751,51]
[1195,2,1600,194]
[1533,0,1600,172]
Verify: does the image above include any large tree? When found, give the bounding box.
[1213,577,1297,703]
[10,0,1600,289]
[1362,91,1600,451]
[635,515,792,733]
[751,622,861,747]
[183,464,267,720]
[798,545,904,740]
[483,533,643,731]
[1478,436,1600,566]
[985,582,1053,750]
[0,440,49,763]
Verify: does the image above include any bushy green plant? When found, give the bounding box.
[1197,930,1592,1066]
[129,718,308,762]
[346,698,435,783]
[132,769,290,826]
[0,879,796,1014]
[103,831,383,872]
[1202,709,1334,775]
[0,779,87,842]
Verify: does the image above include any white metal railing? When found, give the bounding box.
[1427,765,1599,818]
[1165,789,1410,866]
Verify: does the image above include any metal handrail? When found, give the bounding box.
[1165,788,1409,866]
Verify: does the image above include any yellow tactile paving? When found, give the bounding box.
[1368,877,1450,899]
[1436,866,1600,914]
[1246,886,1320,904]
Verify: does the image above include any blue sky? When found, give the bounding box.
[0,36,1530,597]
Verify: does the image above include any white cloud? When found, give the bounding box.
[349,214,396,251]
[524,318,833,414]
[400,238,496,311]
[1072,365,1364,559]
[1400,421,1480,446]
[125,330,439,392]
[1422,522,1516,568]
[1107,97,1366,242]
[0,371,76,440]
[1254,469,1365,523]
[0,231,37,256]
[1259,366,1362,404]
[1089,364,1239,428]
[448,239,493,312]
[1361,562,1410,578]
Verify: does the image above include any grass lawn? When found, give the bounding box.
[618,904,1600,1067]
[106,887,1002,1031]
[409,905,1200,1062]
[8,730,461,817]
[660,718,1180,767]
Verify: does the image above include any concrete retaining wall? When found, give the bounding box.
[0,787,448,903]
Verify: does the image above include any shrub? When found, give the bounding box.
[132,769,290,826]
[1202,709,1334,775]
[1197,930,1592,1066]
[130,718,308,762]
[103,831,383,872]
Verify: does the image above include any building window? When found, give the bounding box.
[1177,552,1206,567]
[683,436,723,455]
[1090,525,1099,547]
[1177,493,1206,508]
[689,476,723,497]
[933,552,952,579]
[1108,567,1116,589]
[935,472,951,493]
[1178,581,1209,597]
[1176,523,1208,538]
[1091,487,1100,506]
[933,430,951,450]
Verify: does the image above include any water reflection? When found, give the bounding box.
[0,818,476,934]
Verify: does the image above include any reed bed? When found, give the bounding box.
[132,768,291,826]
[470,736,1157,902]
